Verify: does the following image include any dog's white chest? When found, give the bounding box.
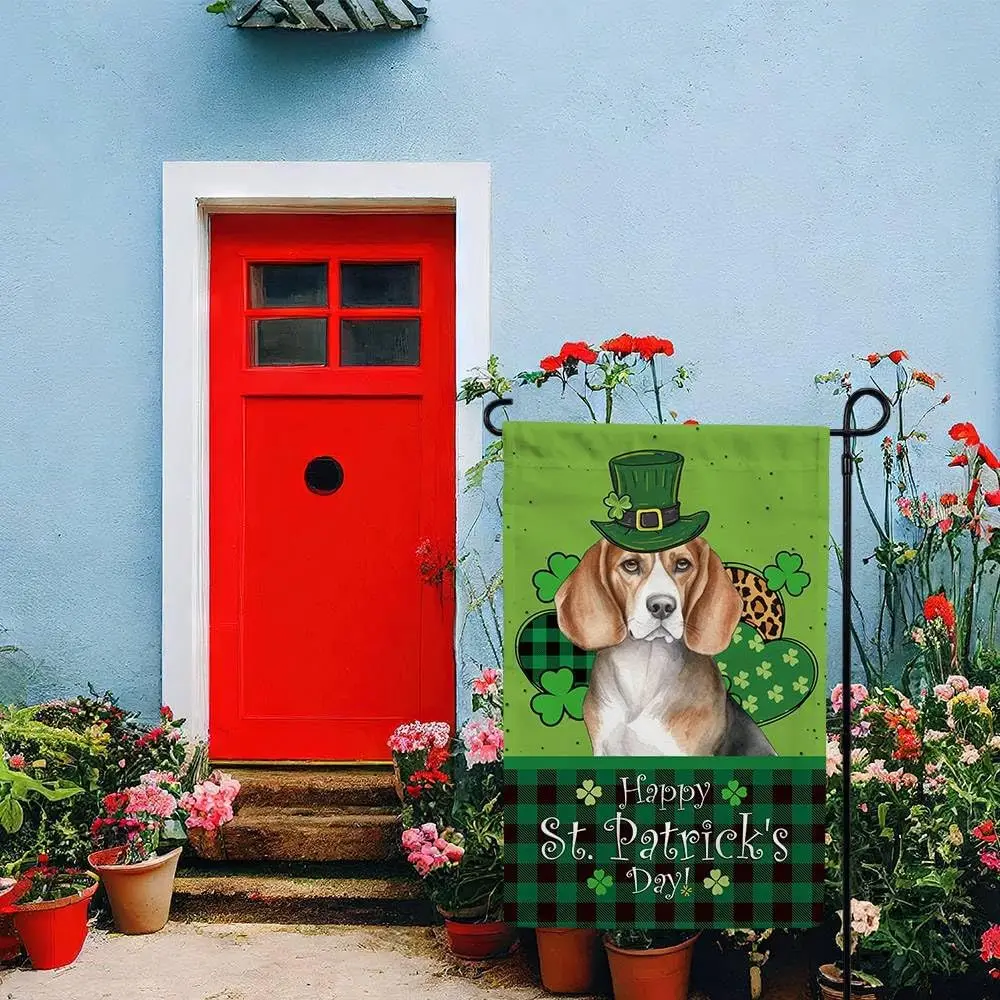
[588,638,689,757]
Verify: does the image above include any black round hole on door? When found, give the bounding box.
[304,456,343,495]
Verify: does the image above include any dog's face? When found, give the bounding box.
[555,537,742,657]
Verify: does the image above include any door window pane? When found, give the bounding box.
[340,263,419,308]
[340,319,420,366]
[253,318,327,366]
[250,264,328,308]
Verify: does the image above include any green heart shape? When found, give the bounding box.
[532,553,582,603]
[516,610,595,691]
[716,622,818,725]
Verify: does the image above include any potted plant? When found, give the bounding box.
[391,669,513,960]
[88,768,239,934]
[603,928,700,1000]
[386,720,451,803]
[535,926,605,994]
[0,855,99,970]
[816,899,884,1000]
[694,928,773,1000]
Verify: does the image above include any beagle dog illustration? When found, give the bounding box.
[554,449,776,758]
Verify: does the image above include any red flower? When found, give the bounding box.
[865,353,882,367]
[912,370,936,389]
[539,355,562,373]
[682,419,699,426]
[941,394,952,404]
[987,926,1000,963]
[7,754,25,770]
[968,479,981,508]
[979,443,1000,470]
[426,746,449,771]
[949,454,969,467]
[973,820,999,844]
[632,336,674,361]
[559,341,598,365]
[924,594,956,635]
[938,517,954,533]
[950,422,981,447]
[160,705,173,722]
[892,726,921,761]
[37,854,48,865]
[982,851,1000,873]
[887,349,908,364]
[940,493,959,507]
[600,334,636,356]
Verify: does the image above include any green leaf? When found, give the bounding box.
[206,1,230,12]
[0,795,24,834]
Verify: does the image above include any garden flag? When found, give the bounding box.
[503,423,829,929]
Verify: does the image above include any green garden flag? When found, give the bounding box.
[503,422,828,929]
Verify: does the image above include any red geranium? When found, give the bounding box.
[683,419,699,426]
[865,353,882,367]
[973,820,999,845]
[600,334,635,356]
[924,594,956,635]
[912,370,936,389]
[559,341,598,365]
[940,493,959,507]
[950,422,981,447]
[968,479,981,508]
[986,491,1000,508]
[539,355,563,373]
[892,726,921,761]
[949,454,969,467]
[887,349,908,364]
[632,336,674,361]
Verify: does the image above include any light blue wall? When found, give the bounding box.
[1,2,998,716]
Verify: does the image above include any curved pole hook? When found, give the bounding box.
[483,397,513,437]
[831,387,892,439]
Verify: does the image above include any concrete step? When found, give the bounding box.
[219,805,401,863]
[171,861,432,926]
[226,766,399,810]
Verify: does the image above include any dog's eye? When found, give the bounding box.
[620,558,641,574]
[674,558,692,572]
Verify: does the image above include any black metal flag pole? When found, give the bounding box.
[483,388,892,1000]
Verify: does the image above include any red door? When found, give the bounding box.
[209,214,456,761]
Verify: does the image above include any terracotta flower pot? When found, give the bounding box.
[817,963,883,1000]
[443,917,517,959]
[536,927,604,993]
[88,846,182,934]
[604,932,700,1000]
[7,877,99,970]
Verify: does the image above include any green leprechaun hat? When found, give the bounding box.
[592,450,709,552]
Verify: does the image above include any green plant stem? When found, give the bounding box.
[649,358,664,424]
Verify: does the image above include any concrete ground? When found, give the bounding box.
[0,922,809,1000]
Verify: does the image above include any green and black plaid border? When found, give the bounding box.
[504,757,825,929]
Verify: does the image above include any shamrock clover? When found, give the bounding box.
[782,649,799,667]
[743,694,759,714]
[756,662,772,679]
[721,779,748,805]
[530,668,587,726]
[763,551,811,597]
[747,634,765,653]
[532,553,581,603]
[576,779,603,806]
[603,491,632,521]
[733,670,750,690]
[730,629,744,644]
[703,869,731,896]
[587,869,614,896]
[793,676,809,694]
[768,684,784,703]
[717,660,729,675]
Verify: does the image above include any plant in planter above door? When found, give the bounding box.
[0,857,99,970]
[603,929,701,1000]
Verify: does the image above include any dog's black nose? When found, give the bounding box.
[646,594,677,619]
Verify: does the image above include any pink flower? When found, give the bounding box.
[7,754,25,770]
[472,668,500,697]
[982,851,1000,873]
[180,770,240,831]
[826,739,843,777]
[831,683,868,714]
[933,684,954,702]
[387,721,451,754]
[947,675,970,693]
[124,783,178,819]
[972,686,991,704]
[460,716,504,766]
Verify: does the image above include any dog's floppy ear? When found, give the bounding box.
[684,538,742,656]
[555,540,627,651]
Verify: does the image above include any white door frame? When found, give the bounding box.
[162,161,492,739]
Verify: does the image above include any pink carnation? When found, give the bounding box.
[460,716,504,766]
[933,684,954,702]
[472,668,500,696]
[180,770,240,831]
[124,783,178,819]
[831,683,869,714]
[947,675,970,693]
[972,686,991,704]
[401,822,464,877]
[387,721,451,754]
